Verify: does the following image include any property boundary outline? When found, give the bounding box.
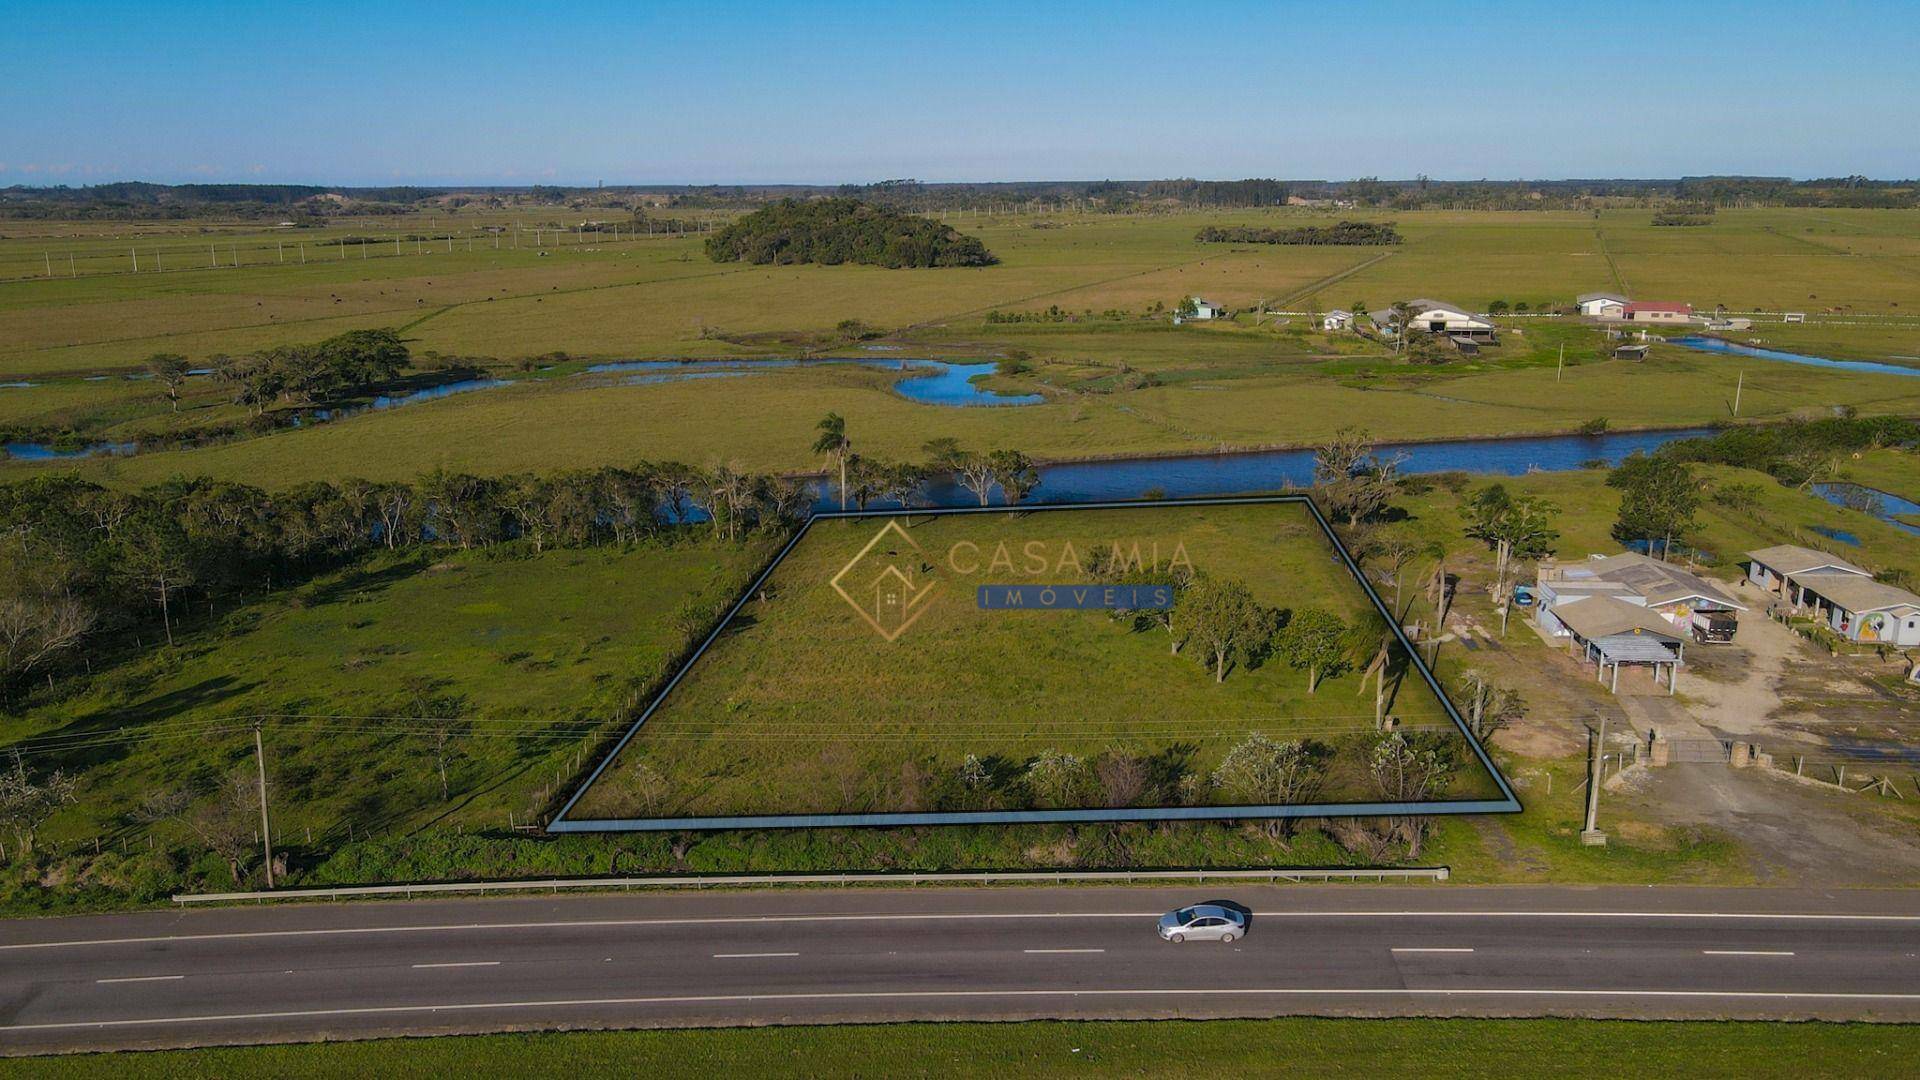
[549,495,1523,832]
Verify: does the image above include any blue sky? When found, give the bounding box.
[3,0,1916,185]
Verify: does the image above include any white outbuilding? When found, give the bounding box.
[1576,291,1629,319]
[1368,299,1497,340]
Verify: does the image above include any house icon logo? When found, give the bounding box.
[830,519,938,641]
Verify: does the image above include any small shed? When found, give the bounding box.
[1322,309,1353,332]
[1613,343,1651,361]
[1553,594,1686,694]
[1449,334,1481,355]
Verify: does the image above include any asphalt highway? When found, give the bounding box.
[4,885,1920,1053]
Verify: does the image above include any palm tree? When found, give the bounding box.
[812,413,851,510]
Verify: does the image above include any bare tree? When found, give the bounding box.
[0,752,77,858]
[169,770,261,884]
[1095,753,1148,808]
[0,555,94,682]
[1314,426,1404,527]
[1456,669,1525,741]
[626,761,672,818]
[955,451,998,506]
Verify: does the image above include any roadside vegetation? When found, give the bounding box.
[19,1017,1920,1076]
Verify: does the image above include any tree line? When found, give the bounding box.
[1194,221,1402,246]
[704,198,997,268]
[1660,416,1918,490]
[625,727,1459,855]
[0,462,813,698]
[812,415,1040,510]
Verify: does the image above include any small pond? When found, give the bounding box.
[1813,481,1920,538]
[586,358,1041,407]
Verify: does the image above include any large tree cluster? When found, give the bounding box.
[705,198,997,268]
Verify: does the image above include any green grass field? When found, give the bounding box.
[570,503,1499,822]
[14,1018,1920,1077]
[5,206,1919,489]
[7,460,1915,908]
[2,538,771,899]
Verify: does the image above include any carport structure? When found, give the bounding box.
[1553,594,1686,695]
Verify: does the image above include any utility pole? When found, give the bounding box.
[131,247,139,272]
[1733,370,1744,416]
[253,723,275,887]
[1556,343,1564,381]
[45,252,52,277]
[1580,716,1608,846]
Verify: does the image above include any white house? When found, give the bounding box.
[1187,298,1224,320]
[1322,309,1353,331]
[1622,301,1693,324]
[1811,577,1920,647]
[1367,299,1497,340]
[1745,544,1870,603]
[1576,292,1629,319]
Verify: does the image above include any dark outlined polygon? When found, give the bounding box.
[549,496,1523,832]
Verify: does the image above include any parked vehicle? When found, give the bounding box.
[1512,584,1536,608]
[1157,903,1249,943]
[1691,610,1738,644]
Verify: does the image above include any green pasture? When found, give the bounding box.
[4,538,771,883]
[571,502,1497,821]
[3,205,1918,485]
[18,338,1920,491]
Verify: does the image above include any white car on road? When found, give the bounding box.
[1157,903,1248,943]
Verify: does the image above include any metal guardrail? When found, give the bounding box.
[173,866,1449,904]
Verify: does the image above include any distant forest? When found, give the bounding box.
[5,175,1919,220]
[703,198,996,268]
[1195,221,1403,245]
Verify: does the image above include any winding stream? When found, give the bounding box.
[1670,336,1920,379]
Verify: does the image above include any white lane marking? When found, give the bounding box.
[712,952,799,959]
[11,909,1920,952]
[1702,950,1795,957]
[1023,948,1105,954]
[410,961,501,969]
[1392,947,1475,954]
[93,975,185,985]
[16,986,1920,1032]
[0,914,1159,952]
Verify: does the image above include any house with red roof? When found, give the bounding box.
[1622,301,1693,324]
